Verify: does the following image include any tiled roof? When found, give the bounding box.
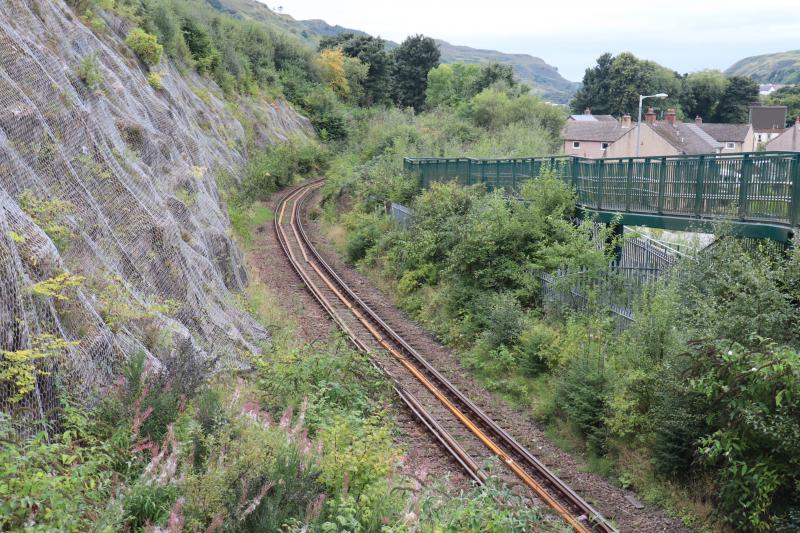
[562,120,629,142]
[698,123,751,143]
[648,122,723,155]
[766,122,800,151]
[750,105,787,130]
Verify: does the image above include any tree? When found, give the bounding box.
[425,63,483,108]
[314,48,349,97]
[473,62,517,92]
[713,76,759,123]
[679,70,728,121]
[391,34,440,111]
[570,52,681,117]
[765,85,800,126]
[320,33,393,106]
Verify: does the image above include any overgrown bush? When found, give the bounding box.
[77,53,103,91]
[126,28,163,66]
[240,139,329,201]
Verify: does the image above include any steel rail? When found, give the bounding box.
[276,180,618,533]
[274,181,485,485]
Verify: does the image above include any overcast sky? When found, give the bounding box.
[273,0,800,81]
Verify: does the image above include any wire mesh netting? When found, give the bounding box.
[0,0,313,435]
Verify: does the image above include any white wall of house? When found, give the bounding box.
[605,125,678,158]
[562,139,611,159]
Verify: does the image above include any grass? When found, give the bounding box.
[229,202,274,249]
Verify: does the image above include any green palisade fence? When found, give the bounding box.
[404,152,800,242]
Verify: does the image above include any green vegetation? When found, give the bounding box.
[76,53,103,91]
[319,57,800,527]
[765,85,800,126]
[125,28,163,66]
[572,52,759,123]
[146,70,164,90]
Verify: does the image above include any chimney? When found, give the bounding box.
[644,106,656,125]
[665,108,677,126]
[584,107,592,115]
[621,114,632,128]
[695,116,702,125]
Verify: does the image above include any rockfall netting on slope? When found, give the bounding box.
[0,0,314,434]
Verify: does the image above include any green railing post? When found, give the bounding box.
[694,155,706,215]
[511,159,517,191]
[467,159,472,186]
[481,160,486,187]
[657,157,667,214]
[596,159,605,210]
[791,153,800,226]
[643,157,651,209]
[625,158,634,211]
[570,157,577,189]
[496,160,501,191]
[738,153,752,219]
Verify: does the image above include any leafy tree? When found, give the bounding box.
[571,52,681,117]
[473,62,517,92]
[315,48,349,97]
[714,75,759,123]
[426,63,482,108]
[180,17,220,73]
[320,33,393,106]
[391,34,440,111]
[680,70,728,121]
[765,85,800,126]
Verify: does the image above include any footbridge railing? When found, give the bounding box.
[403,152,800,241]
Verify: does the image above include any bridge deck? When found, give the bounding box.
[404,152,800,241]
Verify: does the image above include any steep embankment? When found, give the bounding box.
[0,0,312,427]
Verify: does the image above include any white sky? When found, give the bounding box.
[271,0,800,81]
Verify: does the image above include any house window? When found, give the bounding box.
[725,142,736,149]
[601,142,609,150]
[572,141,581,149]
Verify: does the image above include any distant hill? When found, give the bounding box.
[725,50,800,84]
[206,0,578,103]
[434,40,579,104]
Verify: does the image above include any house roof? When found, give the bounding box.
[698,123,752,143]
[562,120,629,142]
[766,121,800,152]
[750,105,787,131]
[648,122,723,155]
[568,114,617,122]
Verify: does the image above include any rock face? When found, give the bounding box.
[0,0,313,430]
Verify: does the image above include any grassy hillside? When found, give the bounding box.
[207,0,578,103]
[725,50,800,84]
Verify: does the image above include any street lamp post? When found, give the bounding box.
[636,93,669,157]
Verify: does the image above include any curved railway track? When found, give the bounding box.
[274,179,618,533]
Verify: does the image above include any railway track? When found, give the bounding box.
[274,179,618,533]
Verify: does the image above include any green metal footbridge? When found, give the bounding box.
[403,152,800,241]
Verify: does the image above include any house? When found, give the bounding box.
[766,116,800,152]
[759,84,785,97]
[695,118,754,153]
[605,108,722,158]
[750,104,787,145]
[562,110,631,158]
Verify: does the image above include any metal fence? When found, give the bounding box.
[404,152,800,238]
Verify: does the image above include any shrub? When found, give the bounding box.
[240,139,328,201]
[147,71,164,90]
[126,28,163,66]
[77,53,103,91]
